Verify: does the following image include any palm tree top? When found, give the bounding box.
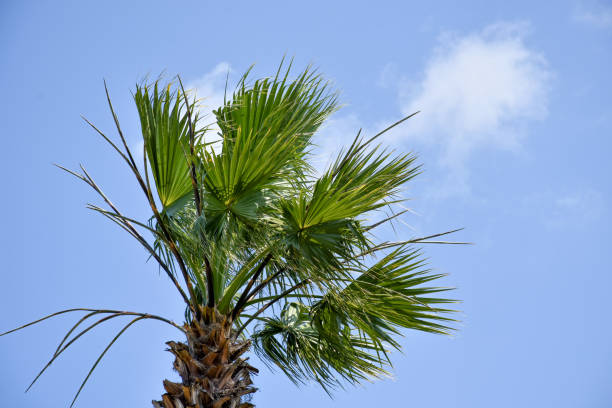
[2,60,463,406]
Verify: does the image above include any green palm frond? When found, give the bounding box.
[215,60,338,177]
[198,62,338,239]
[253,302,389,392]
[270,134,420,275]
[251,246,457,390]
[134,80,204,213]
[312,247,457,345]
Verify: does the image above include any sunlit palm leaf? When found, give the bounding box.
[199,62,337,238]
[134,81,202,212]
[270,135,420,275]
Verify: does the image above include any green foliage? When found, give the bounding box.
[2,61,464,405]
[125,62,462,389]
[134,80,204,213]
[253,302,389,392]
[199,62,337,239]
[252,247,456,390]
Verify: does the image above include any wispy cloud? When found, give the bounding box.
[189,62,232,140]
[573,2,612,29]
[520,189,605,229]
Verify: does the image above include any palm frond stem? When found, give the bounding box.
[231,253,273,320]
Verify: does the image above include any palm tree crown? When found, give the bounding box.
[2,61,462,408]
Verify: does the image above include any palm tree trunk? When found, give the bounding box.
[153,308,258,408]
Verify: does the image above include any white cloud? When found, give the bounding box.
[573,2,612,29]
[388,23,551,173]
[311,23,552,200]
[188,62,232,147]
[189,62,231,121]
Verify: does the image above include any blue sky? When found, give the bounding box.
[1,1,610,407]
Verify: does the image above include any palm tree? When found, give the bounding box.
[1,61,463,408]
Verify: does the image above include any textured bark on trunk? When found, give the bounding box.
[153,308,258,408]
